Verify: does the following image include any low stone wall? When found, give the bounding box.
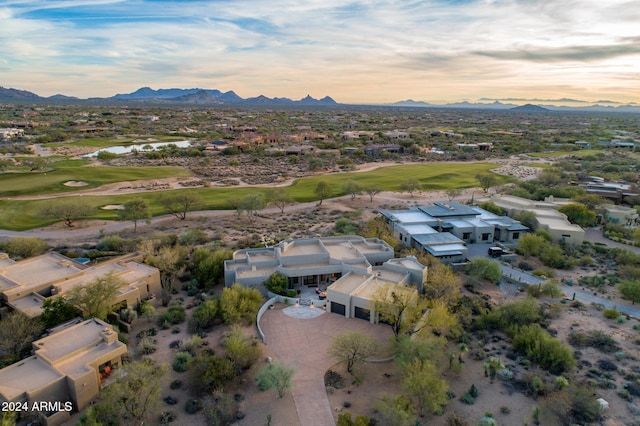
[256,297,278,343]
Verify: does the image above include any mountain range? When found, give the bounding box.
[0,86,338,107]
[1,85,640,112]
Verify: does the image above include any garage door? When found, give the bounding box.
[330,302,346,316]
[354,307,370,321]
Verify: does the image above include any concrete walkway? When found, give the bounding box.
[259,308,392,426]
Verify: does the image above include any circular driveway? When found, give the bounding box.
[259,307,392,426]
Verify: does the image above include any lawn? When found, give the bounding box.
[0,162,192,196]
[0,162,505,230]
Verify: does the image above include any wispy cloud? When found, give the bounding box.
[1,0,639,104]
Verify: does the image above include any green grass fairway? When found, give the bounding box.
[0,162,506,230]
[0,162,192,196]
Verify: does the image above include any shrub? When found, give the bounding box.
[158,303,186,326]
[178,229,208,246]
[263,272,289,296]
[184,399,203,414]
[604,308,620,319]
[3,237,48,259]
[137,337,157,355]
[511,324,576,374]
[188,299,219,334]
[173,352,193,372]
[97,235,126,252]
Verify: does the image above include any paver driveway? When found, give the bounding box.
[259,308,392,426]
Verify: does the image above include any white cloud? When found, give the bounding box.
[1,0,639,103]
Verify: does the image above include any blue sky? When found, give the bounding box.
[1,0,639,104]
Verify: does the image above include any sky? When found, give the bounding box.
[1,0,640,105]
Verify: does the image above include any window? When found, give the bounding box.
[462,232,471,240]
[512,232,520,240]
[482,233,490,241]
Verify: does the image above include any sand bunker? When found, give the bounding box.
[63,181,89,187]
[101,204,125,210]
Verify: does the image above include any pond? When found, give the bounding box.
[85,140,192,157]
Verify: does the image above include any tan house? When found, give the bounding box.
[0,252,160,318]
[0,318,127,426]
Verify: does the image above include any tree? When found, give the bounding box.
[364,185,382,202]
[0,312,43,366]
[399,179,421,197]
[218,284,263,325]
[191,248,232,288]
[618,279,640,304]
[402,358,449,416]
[100,359,168,424]
[329,331,379,374]
[466,258,502,284]
[67,272,122,320]
[372,394,416,426]
[558,203,596,227]
[476,173,498,193]
[2,237,48,259]
[140,241,188,306]
[371,283,425,338]
[343,180,362,200]
[263,271,289,295]
[267,187,293,214]
[188,299,219,333]
[446,188,462,201]
[223,325,262,372]
[41,201,94,227]
[158,191,202,220]
[315,181,332,205]
[424,263,461,302]
[517,233,548,258]
[255,361,295,398]
[189,352,237,394]
[513,210,537,230]
[118,198,150,232]
[239,193,266,223]
[40,298,81,328]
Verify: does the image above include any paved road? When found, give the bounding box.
[260,308,392,426]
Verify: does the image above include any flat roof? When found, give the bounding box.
[397,224,437,235]
[323,241,362,261]
[34,319,113,363]
[56,341,126,379]
[536,216,584,232]
[281,240,325,256]
[0,253,83,293]
[329,272,370,294]
[0,356,64,401]
[236,265,279,278]
[412,232,464,245]
[382,209,431,224]
[419,202,480,218]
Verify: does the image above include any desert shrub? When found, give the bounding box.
[223,326,262,371]
[554,376,569,391]
[511,324,576,374]
[178,228,208,246]
[263,272,289,296]
[604,308,620,319]
[219,284,263,325]
[478,297,541,331]
[3,237,48,259]
[170,380,182,390]
[97,235,126,252]
[120,306,138,323]
[188,298,219,333]
[570,329,619,352]
[205,391,239,426]
[173,352,193,372]
[478,416,497,426]
[446,412,470,426]
[158,303,186,326]
[137,337,157,355]
[184,399,203,414]
[337,412,372,426]
[188,352,237,394]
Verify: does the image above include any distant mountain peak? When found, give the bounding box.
[510,103,550,112]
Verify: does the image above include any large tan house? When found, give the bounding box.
[0,252,161,318]
[0,318,126,426]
